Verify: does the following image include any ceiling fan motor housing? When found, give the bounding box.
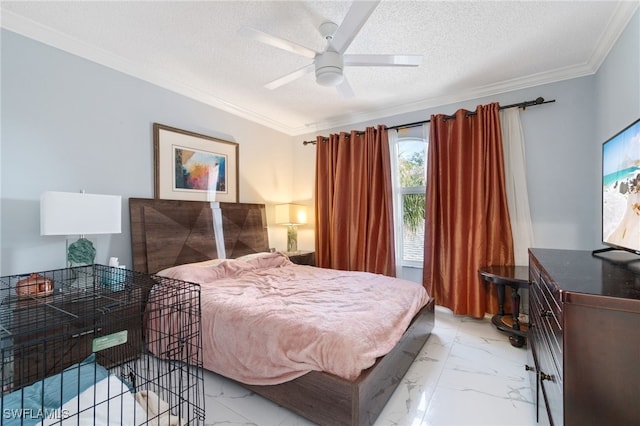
[315,51,344,86]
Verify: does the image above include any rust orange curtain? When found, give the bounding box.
[423,103,514,317]
[315,126,396,276]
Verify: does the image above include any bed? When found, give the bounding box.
[130,198,435,426]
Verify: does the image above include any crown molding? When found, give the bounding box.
[3,2,637,137]
[293,62,597,136]
[0,10,297,135]
[289,2,640,136]
[587,1,640,71]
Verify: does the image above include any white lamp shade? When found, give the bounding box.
[275,204,308,225]
[40,191,122,236]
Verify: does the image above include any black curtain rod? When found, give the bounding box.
[302,96,555,145]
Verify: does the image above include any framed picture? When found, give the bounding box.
[153,123,238,202]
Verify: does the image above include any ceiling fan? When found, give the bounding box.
[239,0,422,97]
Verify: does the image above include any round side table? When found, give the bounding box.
[479,265,530,347]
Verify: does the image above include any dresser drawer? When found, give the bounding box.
[13,325,94,388]
[538,274,562,324]
[529,315,561,423]
[530,261,561,322]
[530,287,563,425]
[537,343,562,426]
[531,287,562,373]
[529,262,564,426]
[10,288,144,388]
[526,320,544,424]
[93,302,143,367]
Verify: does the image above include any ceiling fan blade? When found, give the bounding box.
[330,0,380,54]
[336,77,355,98]
[344,54,423,67]
[239,26,317,59]
[265,64,315,90]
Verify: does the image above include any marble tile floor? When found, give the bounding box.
[203,305,536,426]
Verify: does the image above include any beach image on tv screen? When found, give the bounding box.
[602,119,640,252]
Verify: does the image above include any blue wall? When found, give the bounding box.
[1,30,296,275]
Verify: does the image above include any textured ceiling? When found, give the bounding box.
[2,1,638,136]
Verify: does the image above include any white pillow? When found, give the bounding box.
[156,258,224,276]
[234,252,272,262]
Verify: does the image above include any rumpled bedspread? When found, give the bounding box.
[153,252,429,385]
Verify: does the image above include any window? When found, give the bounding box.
[391,126,428,266]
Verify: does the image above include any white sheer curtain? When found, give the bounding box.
[500,108,535,265]
[387,128,403,277]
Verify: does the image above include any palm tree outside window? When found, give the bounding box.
[392,129,427,267]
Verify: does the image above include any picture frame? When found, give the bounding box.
[153,123,239,202]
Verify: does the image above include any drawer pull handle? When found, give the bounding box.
[525,364,535,372]
[71,328,101,338]
[540,372,554,382]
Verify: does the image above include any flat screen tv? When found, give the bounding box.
[601,118,640,254]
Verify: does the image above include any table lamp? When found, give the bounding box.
[40,191,122,266]
[275,204,307,253]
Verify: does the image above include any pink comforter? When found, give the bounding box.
[154,252,429,385]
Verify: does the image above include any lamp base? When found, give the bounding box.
[66,237,96,267]
[66,237,96,289]
[287,225,298,253]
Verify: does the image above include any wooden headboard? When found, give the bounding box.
[129,198,269,273]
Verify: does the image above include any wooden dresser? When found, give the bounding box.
[11,286,144,388]
[527,248,640,425]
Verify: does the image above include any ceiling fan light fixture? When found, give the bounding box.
[316,68,344,86]
[314,51,344,87]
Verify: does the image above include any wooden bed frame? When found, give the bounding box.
[129,197,435,426]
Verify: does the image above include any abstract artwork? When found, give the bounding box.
[154,123,238,202]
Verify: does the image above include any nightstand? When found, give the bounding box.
[285,251,316,266]
[10,286,144,388]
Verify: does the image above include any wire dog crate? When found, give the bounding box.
[0,264,204,425]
